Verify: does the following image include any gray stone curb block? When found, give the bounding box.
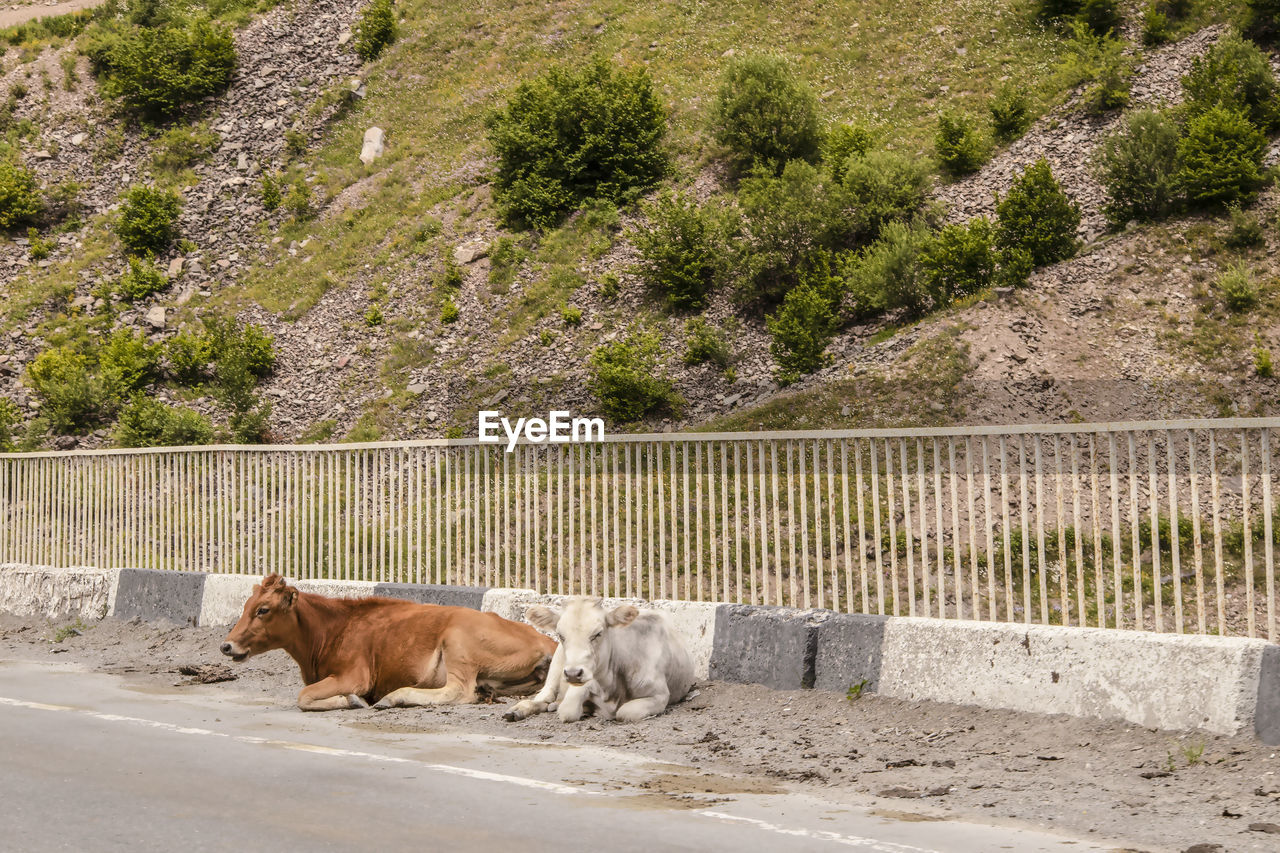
[373,583,488,610]
[812,612,888,693]
[1258,645,1280,745]
[113,568,206,626]
[0,564,118,621]
[709,604,831,690]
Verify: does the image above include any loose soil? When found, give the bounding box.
[4,614,1280,853]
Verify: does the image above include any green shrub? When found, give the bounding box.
[229,402,272,444]
[116,184,181,254]
[354,0,396,61]
[920,217,996,302]
[114,395,214,448]
[363,304,383,326]
[823,122,873,183]
[736,160,849,303]
[1093,109,1181,224]
[1216,262,1258,312]
[1181,32,1280,131]
[117,254,168,300]
[709,54,822,174]
[98,328,159,401]
[0,157,41,230]
[683,317,732,368]
[1224,204,1265,248]
[1141,3,1173,45]
[632,192,726,310]
[26,347,107,433]
[1082,51,1132,114]
[842,149,932,241]
[847,220,936,318]
[97,16,236,120]
[935,111,990,177]
[440,296,458,323]
[1078,0,1123,35]
[26,227,52,261]
[990,84,1032,142]
[487,57,667,228]
[588,329,679,422]
[766,283,836,384]
[284,129,307,157]
[1254,336,1274,376]
[165,328,214,383]
[1176,106,1267,209]
[1245,0,1280,43]
[283,181,311,219]
[1036,0,1083,20]
[153,123,220,173]
[0,397,20,452]
[437,251,464,290]
[995,159,1080,267]
[1056,21,1127,92]
[260,173,281,211]
[996,246,1036,289]
[487,235,527,293]
[206,318,275,379]
[561,305,582,326]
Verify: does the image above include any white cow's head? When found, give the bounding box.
[525,598,638,687]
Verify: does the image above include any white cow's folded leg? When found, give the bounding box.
[556,683,591,722]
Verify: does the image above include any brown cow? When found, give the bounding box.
[220,574,557,711]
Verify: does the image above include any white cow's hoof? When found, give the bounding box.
[349,694,369,709]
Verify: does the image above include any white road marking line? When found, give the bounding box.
[0,693,945,850]
[697,811,939,853]
[0,695,591,797]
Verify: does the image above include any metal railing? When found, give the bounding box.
[1,418,1277,640]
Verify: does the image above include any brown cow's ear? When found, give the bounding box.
[525,605,560,631]
[284,589,297,609]
[607,604,639,628]
[262,574,283,589]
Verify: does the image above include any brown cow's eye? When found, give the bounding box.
[256,606,269,616]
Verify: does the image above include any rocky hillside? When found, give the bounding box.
[0,0,1274,449]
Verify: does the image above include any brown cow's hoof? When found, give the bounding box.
[372,697,395,710]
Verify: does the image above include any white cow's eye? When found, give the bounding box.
[590,632,602,642]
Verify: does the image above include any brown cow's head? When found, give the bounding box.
[220,574,298,662]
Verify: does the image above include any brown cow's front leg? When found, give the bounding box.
[373,669,479,708]
[297,676,371,712]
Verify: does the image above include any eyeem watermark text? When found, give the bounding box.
[478,410,605,452]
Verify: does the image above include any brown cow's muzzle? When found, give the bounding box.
[220,641,249,662]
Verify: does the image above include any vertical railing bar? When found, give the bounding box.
[1210,431,1226,635]
[1262,428,1275,643]
[1148,433,1163,633]
[1188,431,1205,635]
[1167,430,1184,634]
[1242,431,1256,639]
[1128,433,1143,632]
[902,438,917,618]
[885,439,899,617]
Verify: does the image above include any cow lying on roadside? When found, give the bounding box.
[220,574,557,711]
[503,597,695,724]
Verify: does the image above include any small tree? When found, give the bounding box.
[1093,109,1181,224]
[354,0,396,61]
[117,255,169,300]
[1245,0,1280,43]
[115,395,214,448]
[1181,32,1280,131]
[1078,0,1123,35]
[847,220,936,318]
[631,192,725,310]
[766,283,836,385]
[995,159,1080,267]
[1176,106,1267,209]
[0,157,41,229]
[822,122,873,183]
[98,328,160,402]
[709,54,822,174]
[26,347,108,433]
[99,16,236,120]
[587,329,680,422]
[116,185,181,255]
[487,57,667,228]
[920,217,997,302]
[990,84,1032,142]
[935,111,990,177]
[842,150,932,242]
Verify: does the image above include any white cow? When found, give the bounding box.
[503,597,695,724]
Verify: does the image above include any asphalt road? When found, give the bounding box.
[0,659,1116,853]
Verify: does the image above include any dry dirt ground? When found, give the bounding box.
[3,614,1280,853]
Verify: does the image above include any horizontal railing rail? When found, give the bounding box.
[1,419,1276,641]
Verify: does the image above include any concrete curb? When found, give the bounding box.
[1,564,1276,742]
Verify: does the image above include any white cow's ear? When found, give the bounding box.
[607,604,639,628]
[525,605,561,631]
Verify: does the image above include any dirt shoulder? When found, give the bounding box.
[3,614,1279,853]
[0,0,105,29]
